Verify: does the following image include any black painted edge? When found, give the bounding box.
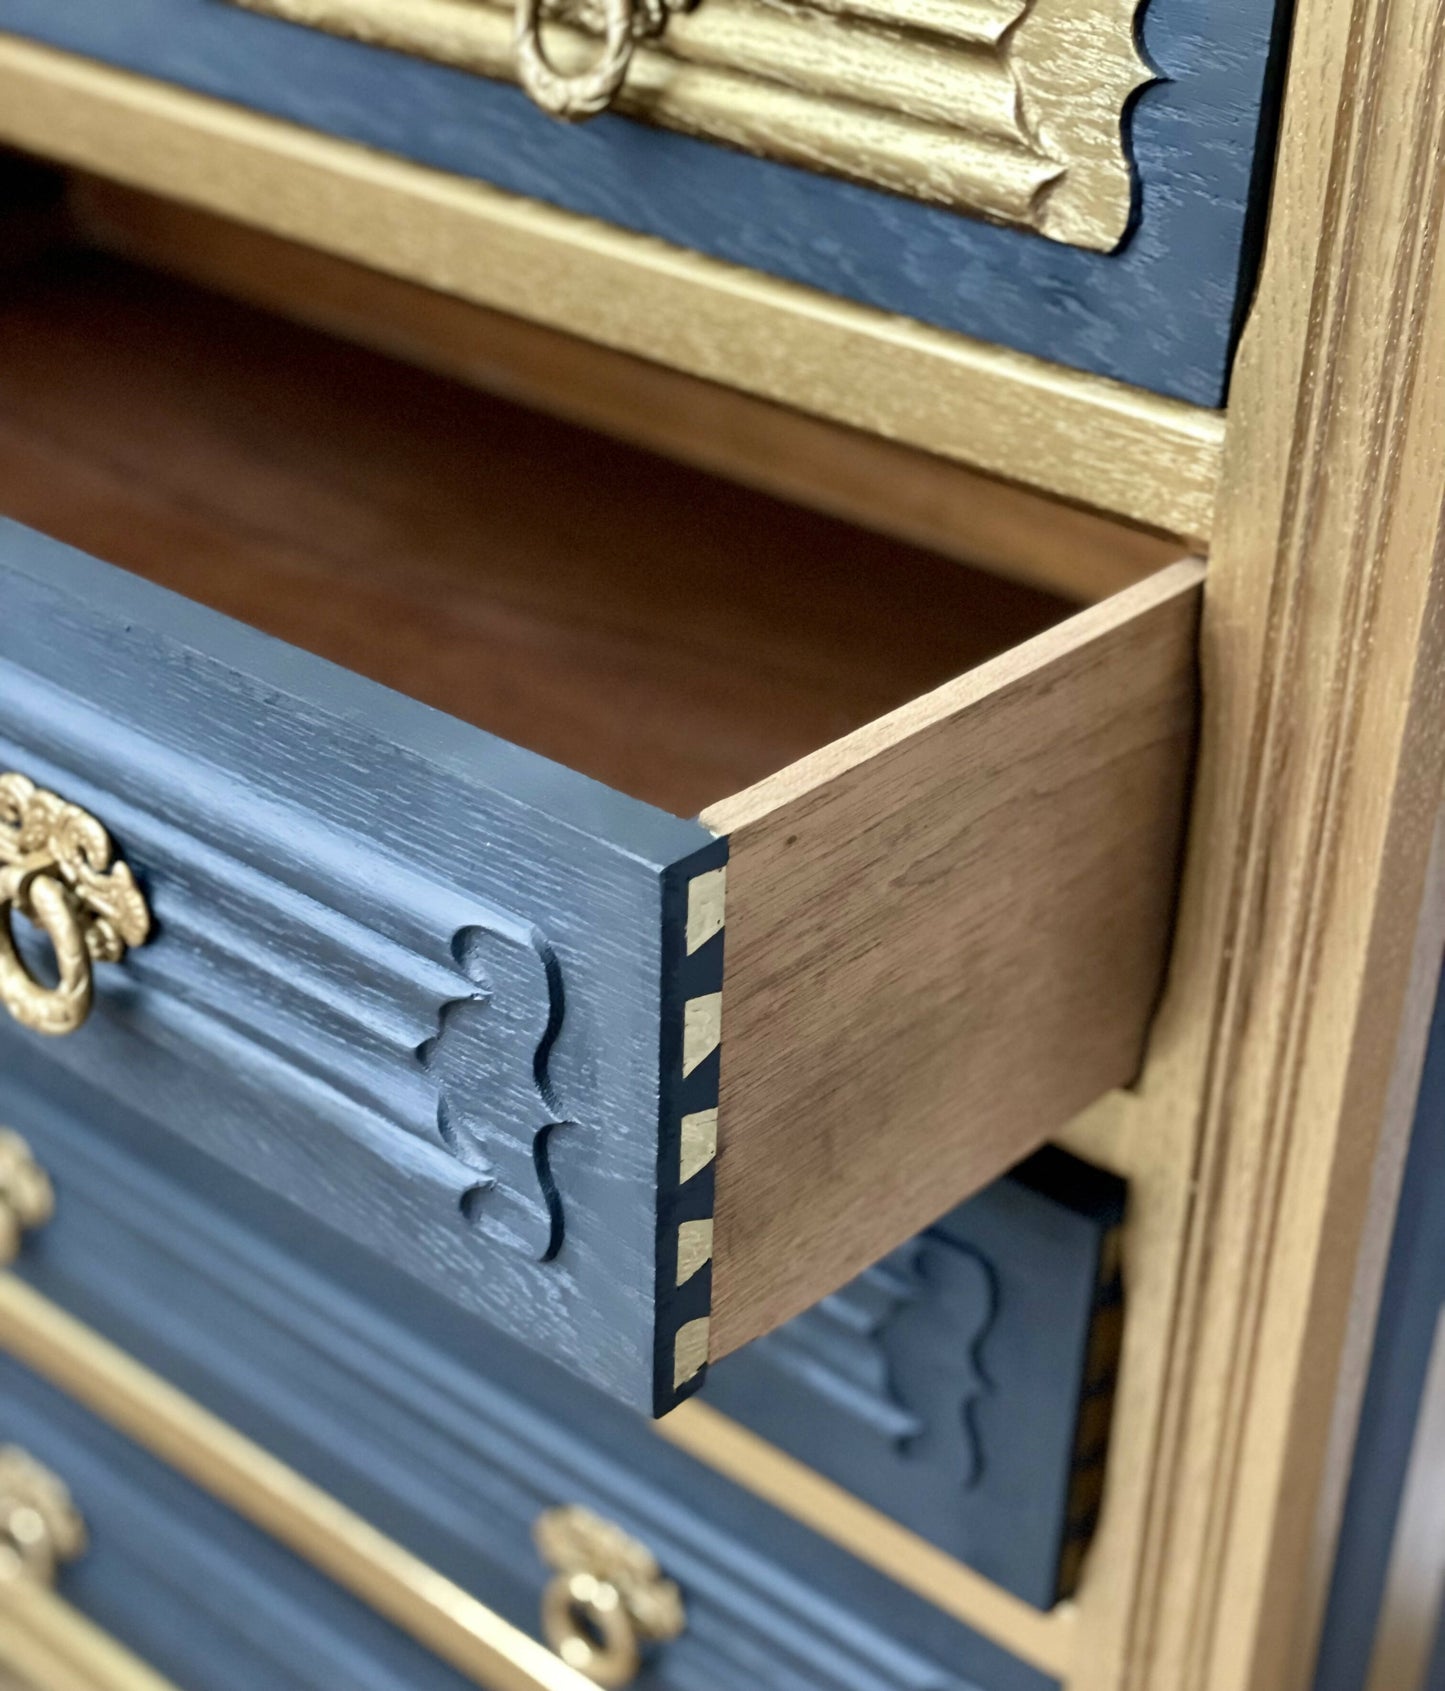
[653,834,728,1417]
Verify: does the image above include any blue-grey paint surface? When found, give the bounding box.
[706,1147,1124,1609]
[0,0,1288,403]
[0,1351,482,1691]
[0,520,723,1414]
[2,1044,1056,1691]
[1313,960,1445,1691]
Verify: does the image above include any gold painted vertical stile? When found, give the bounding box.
[1055,0,1445,1685]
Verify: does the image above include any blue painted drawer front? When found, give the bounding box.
[0,1352,482,1691]
[1313,960,1445,1691]
[0,524,724,1417]
[0,0,1285,405]
[2,1040,1056,1691]
[707,1148,1124,1610]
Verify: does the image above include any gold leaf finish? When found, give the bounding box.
[228,0,1150,248]
[0,775,152,1037]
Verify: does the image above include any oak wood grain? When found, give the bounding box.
[0,250,1068,819]
[706,560,1203,1355]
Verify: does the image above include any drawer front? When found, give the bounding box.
[0,525,725,1415]
[706,1148,1124,1610]
[0,0,1282,405]
[0,1354,491,1691]
[0,524,1198,1413]
[0,1055,1056,1691]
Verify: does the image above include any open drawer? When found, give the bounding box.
[0,249,1201,1414]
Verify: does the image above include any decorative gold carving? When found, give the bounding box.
[226,0,1149,248]
[0,774,152,1037]
[533,1506,685,1688]
[0,1132,54,1266]
[0,1448,86,1589]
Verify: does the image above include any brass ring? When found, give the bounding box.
[540,1571,643,1687]
[0,873,94,1039]
[514,0,637,119]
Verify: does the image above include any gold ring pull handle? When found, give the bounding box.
[0,1447,86,1590]
[534,1506,685,1687]
[0,774,151,1038]
[512,0,690,119]
[513,0,637,119]
[0,1131,54,1265]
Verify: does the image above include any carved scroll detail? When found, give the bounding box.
[228,0,1152,248]
[419,918,571,1261]
[755,1236,997,1483]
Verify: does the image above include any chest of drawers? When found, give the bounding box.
[0,0,1444,1685]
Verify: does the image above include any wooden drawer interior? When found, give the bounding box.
[0,176,1201,1388]
[0,243,1076,819]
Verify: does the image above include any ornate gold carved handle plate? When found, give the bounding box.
[0,774,152,1037]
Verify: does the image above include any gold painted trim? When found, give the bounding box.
[0,1580,181,1691]
[0,1277,593,1691]
[229,0,1148,249]
[658,1399,1077,1678]
[0,36,1223,539]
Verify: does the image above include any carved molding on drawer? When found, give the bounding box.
[229,0,1151,248]
[746,1236,996,1478]
[0,706,581,1266]
[419,920,573,1260]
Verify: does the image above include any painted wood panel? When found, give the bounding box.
[0,0,1288,403]
[0,1044,1056,1691]
[705,1147,1124,1609]
[0,523,723,1414]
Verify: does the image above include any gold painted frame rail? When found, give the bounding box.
[0,34,1223,542]
[0,1278,594,1691]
